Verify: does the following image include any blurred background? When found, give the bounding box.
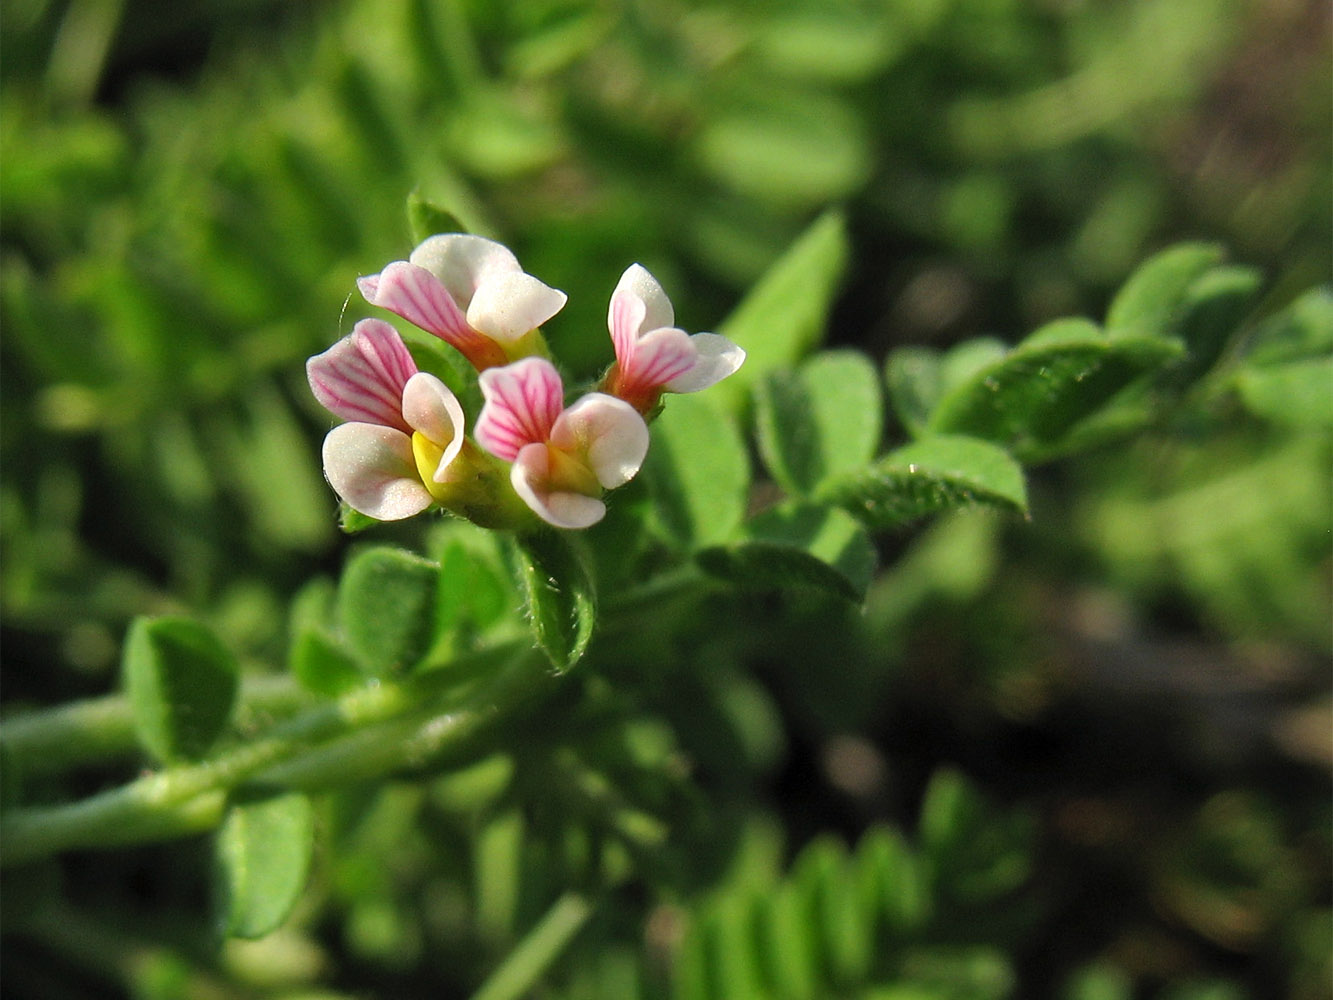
[1,0,1329,997]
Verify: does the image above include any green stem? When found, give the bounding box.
[0,649,547,866]
[1,674,312,774]
[469,893,595,1000]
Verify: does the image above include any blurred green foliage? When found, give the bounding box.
[2,0,1329,998]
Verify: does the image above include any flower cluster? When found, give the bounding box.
[307,234,744,531]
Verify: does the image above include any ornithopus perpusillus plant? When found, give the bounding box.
[3,200,1327,999]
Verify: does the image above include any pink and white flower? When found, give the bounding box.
[602,264,745,414]
[475,357,649,530]
[307,319,466,521]
[357,234,567,371]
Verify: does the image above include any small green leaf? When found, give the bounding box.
[644,393,749,550]
[434,528,514,646]
[762,881,822,999]
[290,628,363,697]
[713,210,850,411]
[216,791,315,939]
[337,547,439,675]
[406,187,467,244]
[1234,358,1333,427]
[858,828,931,935]
[927,320,1182,458]
[697,505,876,602]
[1106,242,1225,337]
[511,531,597,672]
[1243,287,1333,365]
[123,617,239,763]
[885,346,941,436]
[1172,265,1262,378]
[917,769,1034,905]
[755,350,882,496]
[830,435,1027,530]
[288,579,362,696]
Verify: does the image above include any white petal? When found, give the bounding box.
[306,319,417,430]
[511,443,607,529]
[467,272,567,343]
[409,234,520,310]
[476,357,565,461]
[551,393,649,489]
[664,333,746,393]
[401,373,465,481]
[610,264,674,337]
[322,423,432,520]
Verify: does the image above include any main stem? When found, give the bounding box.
[0,646,547,867]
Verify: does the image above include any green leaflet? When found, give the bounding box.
[122,617,239,764]
[1231,287,1333,427]
[511,531,597,673]
[1241,287,1333,366]
[215,791,315,939]
[288,578,362,696]
[712,209,850,412]
[830,435,1028,530]
[926,318,1182,459]
[406,188,468,243]
[1235,358,1333,428]
[754,350,883,497]
[337,547,440,676]
[1105,242,1225,338]
[917,769,1035,905]
[697,505,876,603]
[644,393,750,551]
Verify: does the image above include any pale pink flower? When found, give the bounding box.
[602,264,745,413]
[307,319,465,521]
[475,357,649,529]
[357,234,566,371]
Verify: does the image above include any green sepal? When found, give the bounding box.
[510,530,597,673]
[754,350,883,497]
[697,505,876,603]
[338,504,379,535]
[337,547,440,675]
[215,791,315,939]
[829,435,1027,530]
[122,616,240,764]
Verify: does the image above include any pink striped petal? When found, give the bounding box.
[467,272,568,344]
[358,261,472,344]
[663,333,746,393]
[551,393,649,489]
[475,358,566,461]
[307,319,417,431]
[401,373,465,482]
[511,442,608,529]
[409,234,521,311]
[322,423,432,520]
[617,326,698,399]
